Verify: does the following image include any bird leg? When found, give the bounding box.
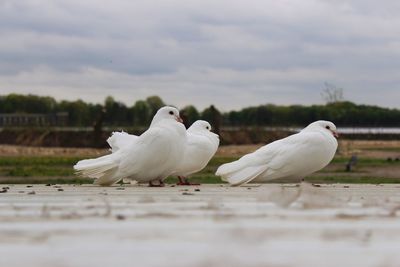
[177,176,200,186]
[177,176,186,185]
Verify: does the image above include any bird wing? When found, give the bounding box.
[217,132,324,186]
[116,126,175,179]
[258,131,335,180]
[107,131,138,153]
[186,132,219,156]
[173,133,218,176]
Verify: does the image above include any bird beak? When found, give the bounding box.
[332,130,339,138]
[175,116,183,123]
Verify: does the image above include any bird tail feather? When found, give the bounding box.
[216,161,268,186]
[74,155,119,186]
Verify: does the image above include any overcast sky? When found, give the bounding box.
[0,0,399,111]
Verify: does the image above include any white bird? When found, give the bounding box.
[216,120,339,186]
[74,106,187,186]
[106,120,220,185]
[172,120,220,185]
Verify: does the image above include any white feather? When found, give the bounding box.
[74,106,187,186]
[172,120,220,179]
[216,120,338,186]
[107,131,137,153]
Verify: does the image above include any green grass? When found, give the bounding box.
[0,155,399,184]
[0,156,84,166]
[5,166,74,177]
[332,157,400,166]
[0,156,84,177]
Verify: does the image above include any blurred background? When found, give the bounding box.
[1,89,399,185]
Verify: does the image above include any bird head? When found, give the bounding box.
[188,120,213,133]
[305,120,339,138]
[151,106,183,126]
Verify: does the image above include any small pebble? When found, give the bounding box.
[116,187,125,190]
[343,186,350,188]
[0,189,7,193]
[45,184,51,186]
[312,184,321,187]
[194,189,200,192]
[182,192,194,196]
[28,191,36,195]
[57,188,64,192]
[26,185,33,188]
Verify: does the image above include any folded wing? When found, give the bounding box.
[107,131,138,153]
[216,132,316,186]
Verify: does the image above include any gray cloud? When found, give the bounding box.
[0,0,399,110]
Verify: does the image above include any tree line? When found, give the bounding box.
[0,93,399,128]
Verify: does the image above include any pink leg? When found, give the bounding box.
[177,176,187,185]
[176,176,200,186]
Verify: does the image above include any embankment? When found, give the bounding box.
[0,127,399,147]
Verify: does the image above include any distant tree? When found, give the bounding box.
[255,105,272,125]
[201,105,222,134]
[132,100,151,126]
[103,96,129,125]
[93,107,106,147]
[226,111,242,126]
[180,105,199,127]
[1,93,400,127]
[58,100,91,126]
[0,94,56,113]
[127,106,136,125]
[104,96,115,109]
[146,96,165,117]
[321,82,344,103]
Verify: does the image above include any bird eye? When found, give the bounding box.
[169,111,174,115]
[326,126,331,130]
[206,126,210,130]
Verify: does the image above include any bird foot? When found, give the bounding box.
[176,182,201,186]
[177,177,200,186]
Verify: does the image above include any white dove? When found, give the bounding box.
[172,120,220,185]
[216,120,338,186]
[106,120,220,185]
[74,106,186,186]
